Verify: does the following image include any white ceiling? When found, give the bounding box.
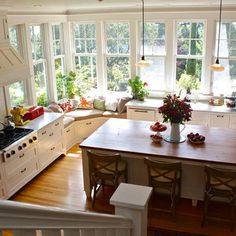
[1,0,236,14]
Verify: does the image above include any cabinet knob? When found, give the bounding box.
[18,145,22,150]
[29,139,33,143]
[11,150,15,155]
[6,153,11,158]
[33,136,37,141]
[22,143,27,148]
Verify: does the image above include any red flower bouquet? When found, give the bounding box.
[158,94,192,124]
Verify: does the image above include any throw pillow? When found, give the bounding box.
[78,97,93,109]
[93,98,106,111]
[48,102,63,113]
[105,99,118,112]
[117,97,132,114]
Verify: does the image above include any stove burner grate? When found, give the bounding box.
[0,128,34,150]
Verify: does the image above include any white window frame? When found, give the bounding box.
[104,20,131,93]
[174,19,207,93]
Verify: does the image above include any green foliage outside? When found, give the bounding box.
[128,76,149,100]
[60,71,81,99]
[177,74,200,94]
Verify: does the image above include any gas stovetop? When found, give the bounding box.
[0,128,34,150]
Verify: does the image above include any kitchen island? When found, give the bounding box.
[80,118,236,205]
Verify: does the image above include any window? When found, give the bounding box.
[212,22,236,95]
[105,22,130,92]
[52,24,65,100]
[138,22,166,91]
[73,23,97,95]
[8,26,27,107]
[30,25,48,106]
[175,21,205,93]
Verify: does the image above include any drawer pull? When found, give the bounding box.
[86,122,92,125]
[42,131,47,135]
[66,129,71,133]
[49,132,54,137]
[51,147,55,151]
[55,122,59,127]
[217,115,224,118]
[21,168,26,173]
[19,154,24,158]
[134,109,148,113]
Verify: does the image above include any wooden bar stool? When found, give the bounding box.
[202,165,236,231]
[87,150,128,208]
[144,157,182,217]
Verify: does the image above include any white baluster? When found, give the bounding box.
[63,229,80,236]
[80,229,95,236]
[41,229,61,236]
[14,229,36,236]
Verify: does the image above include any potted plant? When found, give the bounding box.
[177,73,200,95]
[60,71,81,99]
[128,76,149,101]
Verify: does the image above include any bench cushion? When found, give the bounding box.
[65,109,103,121]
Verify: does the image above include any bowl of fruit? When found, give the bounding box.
[150,134,163,144]
[187,132,205,144]
[150,122,167,132]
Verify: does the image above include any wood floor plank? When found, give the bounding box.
[10,144,236,236]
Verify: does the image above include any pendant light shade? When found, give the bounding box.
[209,0,225,72]
[136,0,152,67]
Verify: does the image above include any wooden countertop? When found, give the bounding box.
[80,118,236,166]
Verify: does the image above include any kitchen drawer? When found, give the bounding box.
[5,156,38,197]
[127,108,156,121]
[209,113,230,128]
[229,114,236,128]
[38,141,63,170]
[38,118,63,142]
[64,123,76,151]
[188,111,209,126]
[3,147,36,177]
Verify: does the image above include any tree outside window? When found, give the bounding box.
[138,22,166,91]
[8,26,27,107]
[105,22,130,92]
[30,25,48,106]
[175,22,204,94]
[73,23,97,96]
[213,22,236,95]
[52,24,65,100]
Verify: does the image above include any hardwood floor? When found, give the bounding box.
[10,144,236,236]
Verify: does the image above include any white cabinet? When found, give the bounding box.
[127,108,156,121]
[229,114,236,128]
[77,117,106,142]
[63,122,77,151]
[209,113,230,128]
[37,117,64,170]
[0,164,6,199]
[0,15,9,43]
[3,146,38,197]
[188,111,209,126]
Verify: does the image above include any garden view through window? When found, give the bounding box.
[175,21,205,95]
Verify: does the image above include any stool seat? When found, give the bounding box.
[87,150,128,208]
[202,165,236,231]
[144,157,182,217]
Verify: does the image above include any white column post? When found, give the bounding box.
[110,183,152,236]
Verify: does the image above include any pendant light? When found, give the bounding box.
[136,0,152,67]
[209,0,225,72]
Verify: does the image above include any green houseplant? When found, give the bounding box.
[128,76,149,101]
[58,71,81,99]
